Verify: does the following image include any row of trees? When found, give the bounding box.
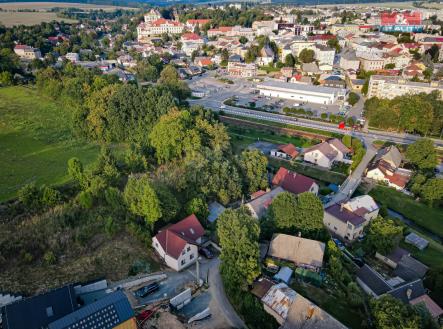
[364,92,443,136]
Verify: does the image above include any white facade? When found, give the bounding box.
[152,237,198,272]
[137,19,184,41]
[314,46,335,66]
[65,52,79,62]
[290,41,316,56]
[257,80,345,105]
[14,45,41,60]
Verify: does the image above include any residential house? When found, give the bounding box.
[257,45,274,66]
[322,76,346,89]
[207,26,233,38]
[47,291,136,329]
[194,56,213,68]
[393,255,429,282]
[303,138,351,169]
[314,45,335,66]
[245,186,285,218]
[323,195,378,242]
[340,50,360,70]
[358,53,385,71]
[301,62,320,76]
[270,144,299,160]
[375,246,410,269]
[13,44,42,60]
[180,32,205,44]
[117,54,137,68]
[65,52,79,62]
[261,283,296,325]
[152,214,205,271]
[144,9,162,23]
[356,264,392,297]
[268,234,325,272]
[366,146,412,191]
[272,167,319,196]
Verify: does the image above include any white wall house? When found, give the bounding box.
[303,139,351,168]
[152,214,205,271]
[257,80,345,105]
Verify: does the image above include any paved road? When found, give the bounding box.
[189,98,443,148]
[208,258,246,329]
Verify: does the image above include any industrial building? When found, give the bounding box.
[257,80,346,105]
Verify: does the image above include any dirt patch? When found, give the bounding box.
[143,310,186,329]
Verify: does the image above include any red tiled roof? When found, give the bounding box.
[151,18,182,27]
[251,190,267,199]
[272,167,316,195]
[277,144,299,158]
[14,44,29,49]
[309,34,335,41]
[410,295,443,318]
[154,214,204,259]
[187,19,211,25]
[182,32,202,41]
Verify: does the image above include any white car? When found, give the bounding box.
[220,105,226,109]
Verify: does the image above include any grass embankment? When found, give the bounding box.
[222,113,343,138]
[269,158,347,185]
[369,186,443,238]
[0,86,99,201]
[227,125,316,154]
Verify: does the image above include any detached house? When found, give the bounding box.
[270,144,299,160]
[366,146,412,191]
[324,195,379,242]
[153,214,205,271]
[303,138,351,169]
[272,167,319,196]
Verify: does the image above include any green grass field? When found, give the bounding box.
[369,186,443,238]
[0,86,99,201]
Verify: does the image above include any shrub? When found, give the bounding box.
[41,186,61,207]
[347,92,360,106]
[18,183,42,209]
[43,251,57,265]
[77,191,93,209]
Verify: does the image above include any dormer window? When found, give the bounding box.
[190,228,195,234]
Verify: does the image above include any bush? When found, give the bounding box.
[41,186,61,207]
[17,183,42,209]
[321,113,328,120]
[77,191,94,209]
[347,92,360,106]
[43,251,57,265]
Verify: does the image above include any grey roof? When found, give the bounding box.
[48,290,133,329]
[387,279,426,304]
[302,62,320,73]
[385,247,410,264]
[375,146,402,169]
[328,138,351,155]
[258,79,344,96]
[357,265,391,296]
[393,255,428,281]
[405,233,429,251]
[207,201,226,223]
[274,266,293,284]
[268,234,325,269]
[246,186,285,218]
[1,285,77,329]
[305,142,338,161]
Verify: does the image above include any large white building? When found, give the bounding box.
[137,18,184,42]
[314,45,335,66]
[257,80,346,105]
[367,75,443,99]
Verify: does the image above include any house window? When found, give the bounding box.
[182,250,186,255]
[46,306,54,317]
[187,246,191,252]
[155,243,158,248]
[347,223,353,230]
[333,226,337,231]
[181,259,186,265]
[190,254,194,260]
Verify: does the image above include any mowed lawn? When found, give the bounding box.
[0,86,99,201]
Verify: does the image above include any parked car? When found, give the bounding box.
[134,282,160,298]
[199,247,214,259]
[332,238,345,251]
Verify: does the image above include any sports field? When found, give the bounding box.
[0,86,99,201]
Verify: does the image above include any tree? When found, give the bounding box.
[217,207,260,289]
[0,71,13,86]
[268,192,297,229]
[284,53,296,67]
[239,149,268,194]
[17,183,41,209]
[370,295,421,329]
[239,36,248,44]
[347,92,360,106]
[420,178,443,207]
[406,139,437,171]
[68,157,84,185]
[326,37,341,52]
[158,64,191,102]
[364,217,403,255]
[299,48,315,63]
[123,174,161,229]
[185,197,209,221]
[346,282,364,307]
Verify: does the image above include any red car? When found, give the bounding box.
[137,309,154,321]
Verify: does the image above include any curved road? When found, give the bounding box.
[208,258,245,329]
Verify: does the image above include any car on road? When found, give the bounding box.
[199,247,214,259]
[220,105,226,109]
[134,282,160,298]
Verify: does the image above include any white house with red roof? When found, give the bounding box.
[14,44,42,60]
[272,167,319,196]
[180,32,205,44]
[270,144,299,160]
[303,139,351,169]
[152,214,205,271]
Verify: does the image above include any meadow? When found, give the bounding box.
[0,11,77,26]
[0,86,99,201]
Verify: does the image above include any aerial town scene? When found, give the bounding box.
[0,0,443,328]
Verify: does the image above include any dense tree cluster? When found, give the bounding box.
[364,217,403,255]
[364,92,443,136]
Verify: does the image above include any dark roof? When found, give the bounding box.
[155,214,205,259]
[387,279,426,304]
[385,247,410,264]
[48,290,134,329]
[393,255,428,281]
[251,278,274,299]
[1,285,77,329]
[357,265,391,296]
[325,204,366,226]
[272,167,316,195]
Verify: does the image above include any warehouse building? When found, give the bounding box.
[257,80,346,105]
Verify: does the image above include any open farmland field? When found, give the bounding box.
[0,11,77,26]
[315,1,415,9]
[0,2,137,11]
[0,86,99,202]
